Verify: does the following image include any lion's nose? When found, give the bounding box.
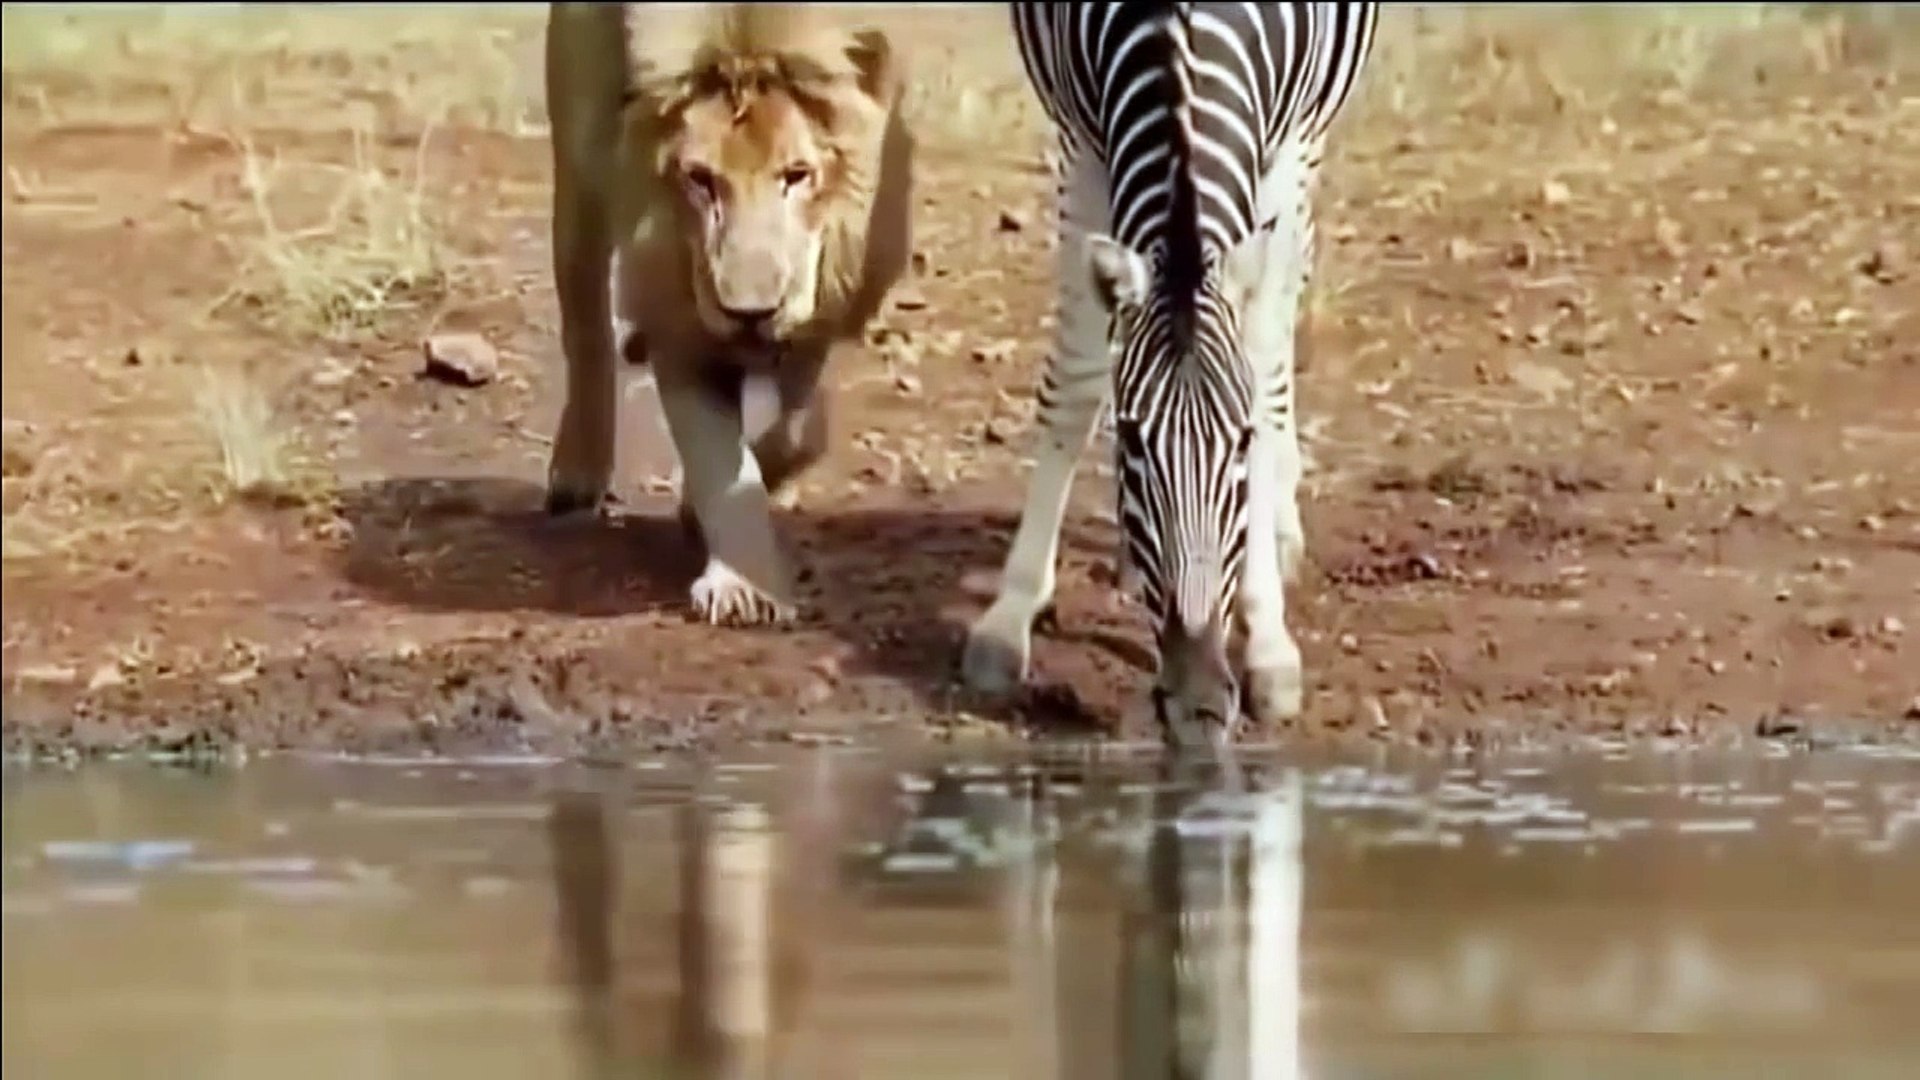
[719,304,778,330]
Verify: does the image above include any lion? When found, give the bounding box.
[542,3,913,626]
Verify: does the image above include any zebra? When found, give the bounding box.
[962,3,1379,752]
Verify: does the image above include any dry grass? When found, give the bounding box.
[1,4,547,135]
[214,126,453,340]
[1358,4,1917,127]
[7,5,1911,173]
[186,363,313,507]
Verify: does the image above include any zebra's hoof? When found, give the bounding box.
[1244,663,1304,727]
[960,625,1029,698]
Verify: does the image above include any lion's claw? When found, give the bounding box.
[690,560,796,627]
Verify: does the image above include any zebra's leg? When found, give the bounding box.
[1273,146,1325,588]
[1231,201,1310,726]
[962,157,1113,696]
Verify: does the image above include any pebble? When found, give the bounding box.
[421,333,499,387]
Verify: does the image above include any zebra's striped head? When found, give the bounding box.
[1087,232,1266,754]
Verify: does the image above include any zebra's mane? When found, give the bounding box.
[1160,6,1206,343]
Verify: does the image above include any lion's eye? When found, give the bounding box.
[780,164,814,191]
[683,164,718,200]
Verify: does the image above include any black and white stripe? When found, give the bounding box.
[1010,1,1377,633]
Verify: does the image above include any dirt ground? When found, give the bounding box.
[3,7,1917,759]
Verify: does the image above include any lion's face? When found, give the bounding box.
[667,88,839,346]
[616,15,904,351]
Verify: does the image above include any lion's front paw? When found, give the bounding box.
[546,437,613,517]
[689,560,796,627]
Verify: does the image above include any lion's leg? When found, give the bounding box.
[754,345,832,513]
[961,155,1113,696]
[657,370,797,627]
[756,392,827,513]
[546,170,619,516]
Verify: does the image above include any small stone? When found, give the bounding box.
[421,333,498,387]
[1879,615,1905,637]
[1813,613,1856,641]
[971,339,1017,365]
[806,651,845,684]
[1859,242,1906,284]
[1364,697,1389,730]
[798,678,834,708]
[1539,178,1571,206]
[311,357,357,389]
[891,288,928,312]
[880,336,920,368]
[996,208,1025,233]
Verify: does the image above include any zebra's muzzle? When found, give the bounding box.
[1151,685,1237,757]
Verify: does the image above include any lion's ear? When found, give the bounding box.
[845,29,900,106]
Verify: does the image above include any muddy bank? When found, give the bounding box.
[6,628,1916,764]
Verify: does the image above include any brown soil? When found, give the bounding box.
[4,11,1918,759]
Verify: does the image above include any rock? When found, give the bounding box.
[891,288,928,312]
[421,333,499,387]
[996,208,1025,233]
[1363,697,1388,730]
[1807,612,1856,641]
[311,356,358,389]
[1511,359,1573,400]
[1860,242,1906,284]
[879,336,920,369]
[970,339,1017,365]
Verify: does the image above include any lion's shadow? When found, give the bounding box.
[334,476,1138,723]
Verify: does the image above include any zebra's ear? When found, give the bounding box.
[1086,234,1149,313]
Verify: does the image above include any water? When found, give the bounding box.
[4,743,1918,1079]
